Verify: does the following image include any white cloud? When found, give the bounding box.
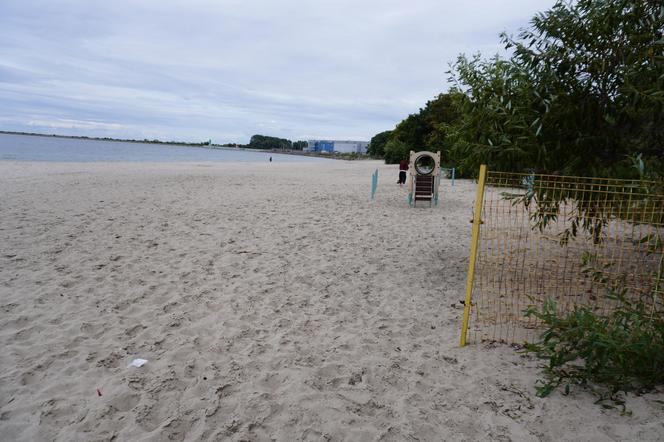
[27,118,126,131]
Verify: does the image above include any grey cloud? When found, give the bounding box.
[0,0,555,142]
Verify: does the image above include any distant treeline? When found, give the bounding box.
[247,134,307,150]
[369,0,663,180]
[0,131,214,147]
[0,130,309,152]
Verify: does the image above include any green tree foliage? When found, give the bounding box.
[450,0,664,177]
[367,130,392,157]
[391,112,429,151]
[292,140,308,150]
[248,134,292,150]
[446,55,545,176]
[420,93,462,160]
[383,139,409,164]
[372,0,664,178]
[370,94,461,164]
[392,94,461,158]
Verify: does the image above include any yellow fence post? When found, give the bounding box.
[460,164,487,347]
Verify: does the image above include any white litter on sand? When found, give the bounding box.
[128,358,148,368]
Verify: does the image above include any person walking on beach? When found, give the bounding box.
[398,159,408,185]
[269,156,272,162]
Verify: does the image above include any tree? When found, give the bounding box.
[446,55,544,176]
[292,140,308,150]
[367,94,461,163]
[420,93,462,163]
[391,112,428,151]
[248,134,292,150]
[377,1,663,178]
[383,139,409,164]
[448,0,664,177]
[367,130,392,157]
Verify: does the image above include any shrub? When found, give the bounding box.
[523,289,664,409]
[383,139,409,164]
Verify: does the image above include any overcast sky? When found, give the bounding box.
[0,0,554,143]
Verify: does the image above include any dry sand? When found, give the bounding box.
[1,160,662,441]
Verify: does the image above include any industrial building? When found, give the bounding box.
[306,140,369,154]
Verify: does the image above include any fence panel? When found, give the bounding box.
[462,169,664,345]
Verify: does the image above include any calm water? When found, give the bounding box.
[0,133,328,163]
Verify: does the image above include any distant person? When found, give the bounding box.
[269,156,272,162]
[398,159,408,185]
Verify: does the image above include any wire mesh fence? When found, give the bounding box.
[462,168,664,345]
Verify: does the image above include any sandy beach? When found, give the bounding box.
[1,160,663,441]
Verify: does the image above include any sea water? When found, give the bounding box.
[0,133,328,163]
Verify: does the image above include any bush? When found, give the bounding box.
[523,289,664,408]
[383,139,409,164]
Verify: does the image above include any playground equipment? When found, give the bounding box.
[407,151,441,207]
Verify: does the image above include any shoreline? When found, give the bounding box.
[0,131,374,161]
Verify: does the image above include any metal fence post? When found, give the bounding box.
[460,164,487,347]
